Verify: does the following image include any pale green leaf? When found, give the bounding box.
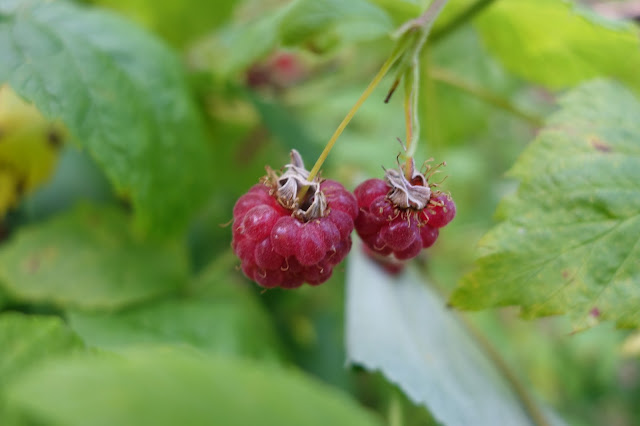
[279,0,394,46]
[93,0,238,47]
[5,347,383,426]
[195,0,395,78]
[67,263,282,360]
[474,0,640,92]
[0,313,84,385]
[0,204,187,310]
[0,0,214,234]
[345,241,556,426]
[451,80,640,330]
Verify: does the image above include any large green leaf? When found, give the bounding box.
[0,0,214,234]
[345,242,556,426]
[474,0,640,92]
[0,313,84,386]
[67,262,282,360]
[4,347,383,426]
[451,80,640,330]
[0,204,187,310]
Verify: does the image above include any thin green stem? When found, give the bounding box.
[388,391,404,426]
[301,0,450,199]
[458,314,551,426]
[430,0,498,43]
[302,52,400,191]
[428,66,544,126]
[403,65,421,178]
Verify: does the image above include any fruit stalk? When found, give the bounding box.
[298,0,450,203]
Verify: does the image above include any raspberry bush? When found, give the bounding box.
[1,1,639,426]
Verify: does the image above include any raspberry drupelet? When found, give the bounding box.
[232,150,357,289]
[354,159,455,264]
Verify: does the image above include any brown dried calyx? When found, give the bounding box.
[385,158,431,210]
[265,150,327,221]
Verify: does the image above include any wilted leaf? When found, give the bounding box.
[451,80,640,330]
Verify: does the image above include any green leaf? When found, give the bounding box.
[0,313,84,386]
[451,80,640,330]
[67,263,282,360]
[92,0,238,47]
[195,0,395,78]
[207,11,285,77]
[278,0,394,46]
[0,0,214,235]
[475,0,640,92]
[0,204,187,310]
[4,347,383,426]
[367,0,425,25]
[345,242,555,426]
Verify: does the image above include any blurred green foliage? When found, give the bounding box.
[0,0,639,425]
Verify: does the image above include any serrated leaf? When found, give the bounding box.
[278,0,394,46]
[451,80,640,330]
[0,204,187,310]
[0,313,84,385]
[67,264,282,360]
[0,0,214,235]
[4,347,383,426]
[474,0,640,92]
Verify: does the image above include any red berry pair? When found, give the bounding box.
[232,151,455,288]
[231,152,357,289]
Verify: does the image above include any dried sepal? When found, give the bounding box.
[385,158,431,210]
[265,150,327,221]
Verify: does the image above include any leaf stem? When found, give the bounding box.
[430,0,498,43]
[458,314,551,426]
[388,391,404,426]
[425,269,551,426]
[428,66,544,126]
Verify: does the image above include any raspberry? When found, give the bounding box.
[353,166,455,265]
[423,194,456,228]
[231,151,356,289]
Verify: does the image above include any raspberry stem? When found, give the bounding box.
[305,53,399,183]
[403,65,420,179]
[298,0,450,202]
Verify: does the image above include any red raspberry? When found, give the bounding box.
[353,178,455,263]
[232,179,357,289]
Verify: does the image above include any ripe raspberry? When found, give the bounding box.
[353,160,455,264]
[232,151,356,289]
